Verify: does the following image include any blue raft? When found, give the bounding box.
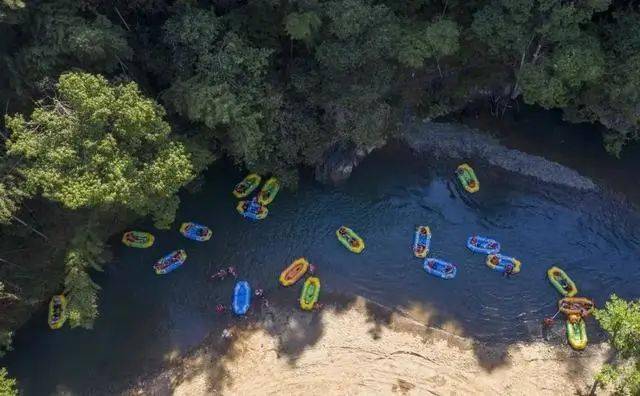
[232,281,251,315]
[424,258,457,280]
[466,235,500,254]
[180,222,212,241]
[154,250,187,275]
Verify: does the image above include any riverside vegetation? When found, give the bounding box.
[1,1,639,393]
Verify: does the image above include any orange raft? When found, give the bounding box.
[279,258,310,287]
[558,297,595,317]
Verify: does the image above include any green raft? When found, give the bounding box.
[456,163,479,193]
[300,277,320,311]
[258,177,280,206]
[547,266,577,297]
[566,318,588,350]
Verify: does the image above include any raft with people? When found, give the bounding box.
[179,222,212,241]
[336,226,365,253]
[121,231,155,248]
[413,226,431,258]
[566,317,588,350]
[236,198,268,220]
[257,177,280,206]
[48,295,67,330]
[154,250,187,275]
[486,254,521,274]
[279,258,309,286]
[559,297,594,317]
[424,258,457,280]
[300,277,320,311]
[467,235,500,254]
[456,163,480,193]
[233,173,262,198]
[547,266,577,296]
[233,280,251,315]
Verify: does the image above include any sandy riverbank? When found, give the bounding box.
[128,295,610,395]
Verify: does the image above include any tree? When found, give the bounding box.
[594,295,640,395]
[162,6,280,169]
[285,11,321,44]
[0,367,16,396]
[63,223,108,329]
[471,0,610,98]
[6,1,132,97]
[6,72,209,229]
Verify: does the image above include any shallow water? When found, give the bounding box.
[4,142,640,395]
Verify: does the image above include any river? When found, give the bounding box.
[3,116,640,395]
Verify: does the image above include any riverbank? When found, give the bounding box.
[129,294,610,395]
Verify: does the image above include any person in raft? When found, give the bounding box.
[420,228,428,235]
[504,263,514,277]
[490,255,499,265]
[227,266,237,278]
[415,245,426,255]
[468,180,477,188]
[338,227,347,235]
[554,271,574,293]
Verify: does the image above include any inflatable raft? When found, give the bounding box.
[122,231,155,248]
[300,277,320,311]
[233,281,251,315]
[258,177,280,206]
[486,254,521,274]
[336,226,365,253]
[456,163,479,193]
[48,295,67,330]
[566,318,588,350]
[179,222,212,241]
[233,173,262,198]
[547,266,577,297]
[279,258,309,287]
[154,250,187,275]
[424,258,457,280]
[236,199,268,220]
[559,297,594,317]
[413,226,431,258]
[467,235,500,254]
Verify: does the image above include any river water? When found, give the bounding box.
[4,122,640,394]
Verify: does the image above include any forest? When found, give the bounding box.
[0,0,639,393]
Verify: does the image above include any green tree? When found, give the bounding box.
[285,11,321,43]
[63,223,108,329]
[594,295,640,395]
[162,6,280,169]
[6,1,132,95]
[471,0,610,99]
[0,367,16,396]
[6,72,208,229]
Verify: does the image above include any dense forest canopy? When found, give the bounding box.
[0,0,639,390]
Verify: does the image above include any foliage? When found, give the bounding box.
[6,1,132,95]
[63,223,108,329]
[162,6,279,169]
[0,368,16,396]
[285,11,321,43]
[6,72,208,228]
[594,295,640,395]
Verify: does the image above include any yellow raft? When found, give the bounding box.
[279,258,309,287]
[258,177,280,206]
[121,231,155,248]
[547,266,577,297]
[336,226,365,253]
[48,295,67,330]
[233,173,262,198]
[300,277,321,311]
[566,318,588,350]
